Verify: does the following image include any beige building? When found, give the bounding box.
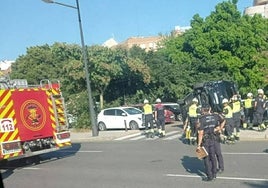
[117,36,163,52]
[0,60,13,75]
[244,0,268,18]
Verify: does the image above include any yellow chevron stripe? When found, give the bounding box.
[57,142,71,147]
[58,117,65,121]
[0,132,8,142]
[9,128,19,141]
[57,109,64,113]
[0,128,18,142]
[3,152,20,159]
[0,90,11,103]
[1,102,14,118]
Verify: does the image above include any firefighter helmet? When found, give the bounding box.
[156,98,161,103]
[222,98,229,104]
[247,93,253,97]
[257,89,264,94]
[192,98,198,103]
[144,99,149,104]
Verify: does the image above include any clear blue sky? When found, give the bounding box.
[1,0,253,61]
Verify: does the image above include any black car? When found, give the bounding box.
[161,103,182,121]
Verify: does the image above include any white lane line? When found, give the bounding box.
[166,174,268,182]
[114,132,142,140]
[223,152,268,155]
[58,150,103,153]
[131,135,147,140]
[163,134,181,140]
[162,131,181,140]
[23,167,40,170]
[165,131,180,136]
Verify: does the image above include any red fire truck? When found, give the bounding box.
[0,77,71,162]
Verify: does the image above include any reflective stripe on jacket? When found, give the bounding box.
[223,105,233,118]
[189,104,197,117]
[143,104,153,114]
[244,98,253,109]
[232,101,241,113]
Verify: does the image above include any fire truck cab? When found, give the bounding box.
[0,77,71,161]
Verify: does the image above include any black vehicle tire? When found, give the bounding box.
[129,121,139,130]
[98,122,107,131]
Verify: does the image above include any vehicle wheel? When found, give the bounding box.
[98,122,107,131]
[129,121,139,130]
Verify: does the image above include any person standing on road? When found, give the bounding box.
[196,105,226,181]
[214,112,225,174]
[143,99,154,136]
[243,92,254,130]
[154,98,166,137]
[222,98,234,142]
[184,98,200,145]
[253,89,267,131]
[230,95,242,141]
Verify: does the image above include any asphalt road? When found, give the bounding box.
[2,139,268,188]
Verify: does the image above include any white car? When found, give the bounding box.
[97,107,144,131]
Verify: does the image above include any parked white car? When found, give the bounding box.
[97,107,144,131]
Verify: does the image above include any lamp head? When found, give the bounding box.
[42,0,54,3]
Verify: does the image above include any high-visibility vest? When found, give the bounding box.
[188,104,197,117]
[244,98,253,109]
[232,101,241,113]
[223,105,233,118]
[143,104,153,114]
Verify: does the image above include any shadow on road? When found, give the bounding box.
[1,143,81,180]
[243,181,268,188]
[180,155,205,177]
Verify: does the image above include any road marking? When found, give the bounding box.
[223,152,268,155]
[132,131,180,140]
[23,167,40,170]
[58,150,103,153]
[165,174,268,182]
[114,131,183,141]
[162,131,181,140]
[163,134,181,140]
[114,132,142,140]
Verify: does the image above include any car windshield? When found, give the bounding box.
[123,107,142,115]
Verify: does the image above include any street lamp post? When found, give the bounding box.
[42,0,98,136]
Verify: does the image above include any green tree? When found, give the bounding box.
[161,1,268,97]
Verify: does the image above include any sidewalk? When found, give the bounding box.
[70,128,268,142]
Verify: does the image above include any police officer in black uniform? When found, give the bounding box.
[196,105,226,181]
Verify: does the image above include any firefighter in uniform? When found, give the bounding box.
[183,98,200,145]
[143,99,154,137]
[222,98,234,142]
[243,93,254,130]
[253,89,266,131]
[230,95,242,140]
[196,105,226,181]
[154,98,166,137]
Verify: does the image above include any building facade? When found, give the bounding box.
[244,0,268,18]
[117,36,163,52]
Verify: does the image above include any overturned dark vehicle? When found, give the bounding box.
[179,80,238,121]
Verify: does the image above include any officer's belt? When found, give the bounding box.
[203,133,216,140]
